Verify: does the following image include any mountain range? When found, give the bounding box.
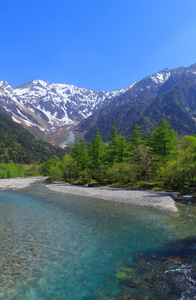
[1,63,196,145]
[76,63,196,141]
[0,80,129,144]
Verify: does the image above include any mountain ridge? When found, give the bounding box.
[1,63,196,144]
[76,63,196,141]
[0,79,131,144]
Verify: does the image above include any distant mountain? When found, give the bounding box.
[1,63,196,145]
[0,111,65,164]
[0,80,129,144]
[76,64,196,141]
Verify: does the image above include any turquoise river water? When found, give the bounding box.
[0,181,196,299]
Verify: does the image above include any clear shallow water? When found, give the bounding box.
[0,182,195,299]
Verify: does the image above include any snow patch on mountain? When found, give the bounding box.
[150,69,171,84]
[1,66,188,141]
[0,80,131,135]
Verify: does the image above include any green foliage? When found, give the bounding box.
[61,154,77,183]
[71,139,89,171]
[43,120,196,191]
[105,162,133,184]
[0,162,42,179]
[0,163,24,179]
[48,166,63,183]
[107,126,128,163]
[147,119,178,163]
[129,124,143,149]
[88,128,107,182]
[24,164,41,177]
[0,111,65,164]
[41,155,60,176]
[130,145,154,182]
[157,135,196,189]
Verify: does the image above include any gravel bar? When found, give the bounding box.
[46,182,179,213]
[0,177,45,189]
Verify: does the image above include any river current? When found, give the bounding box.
[0,182,196,299]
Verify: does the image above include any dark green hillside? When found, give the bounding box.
[0,112,65,164]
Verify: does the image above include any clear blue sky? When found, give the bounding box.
[1,0,196,91]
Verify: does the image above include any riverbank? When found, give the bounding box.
[0,177,179,212]
[46,182,179,213]
[0,176,45,189]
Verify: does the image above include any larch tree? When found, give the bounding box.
[147,119,178,164]
[89,128,107,182]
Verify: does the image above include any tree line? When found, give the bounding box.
[42,119,196,190]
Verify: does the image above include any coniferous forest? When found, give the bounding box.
[42,119,196,191]
[0,112,66,178]
[1,110,196,191]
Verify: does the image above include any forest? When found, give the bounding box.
[0,111,66,164]
[42,119,196,191]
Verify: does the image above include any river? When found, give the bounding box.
[0,181,196,299]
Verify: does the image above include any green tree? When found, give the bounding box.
[147,119,178,163]
[61,154,77,183]
[89,128,107,182]
[130,124,143,150]
[49,165,63,183]
[71,139,89,172]
[107,126,128,163]
[128,124,144,160]
[156,135,196,189]
[41,155,59,176]
[129,145,154,182]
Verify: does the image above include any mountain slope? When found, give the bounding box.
[1,63,196,145]
[0,112,65,163]
[76,64,196,141]
[0,80,129,144]
[136,74,196,136]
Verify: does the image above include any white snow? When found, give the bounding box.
[150,70,171,84]
[0,72,171,135]
[0,78,133,134]
[12,116,22,124]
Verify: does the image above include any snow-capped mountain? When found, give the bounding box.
[1,64,195,145]
[0,80,130,135]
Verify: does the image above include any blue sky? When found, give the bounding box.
[1,0,196,91]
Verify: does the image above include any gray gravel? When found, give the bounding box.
[0,177,45,189]
[46,182,179,213]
